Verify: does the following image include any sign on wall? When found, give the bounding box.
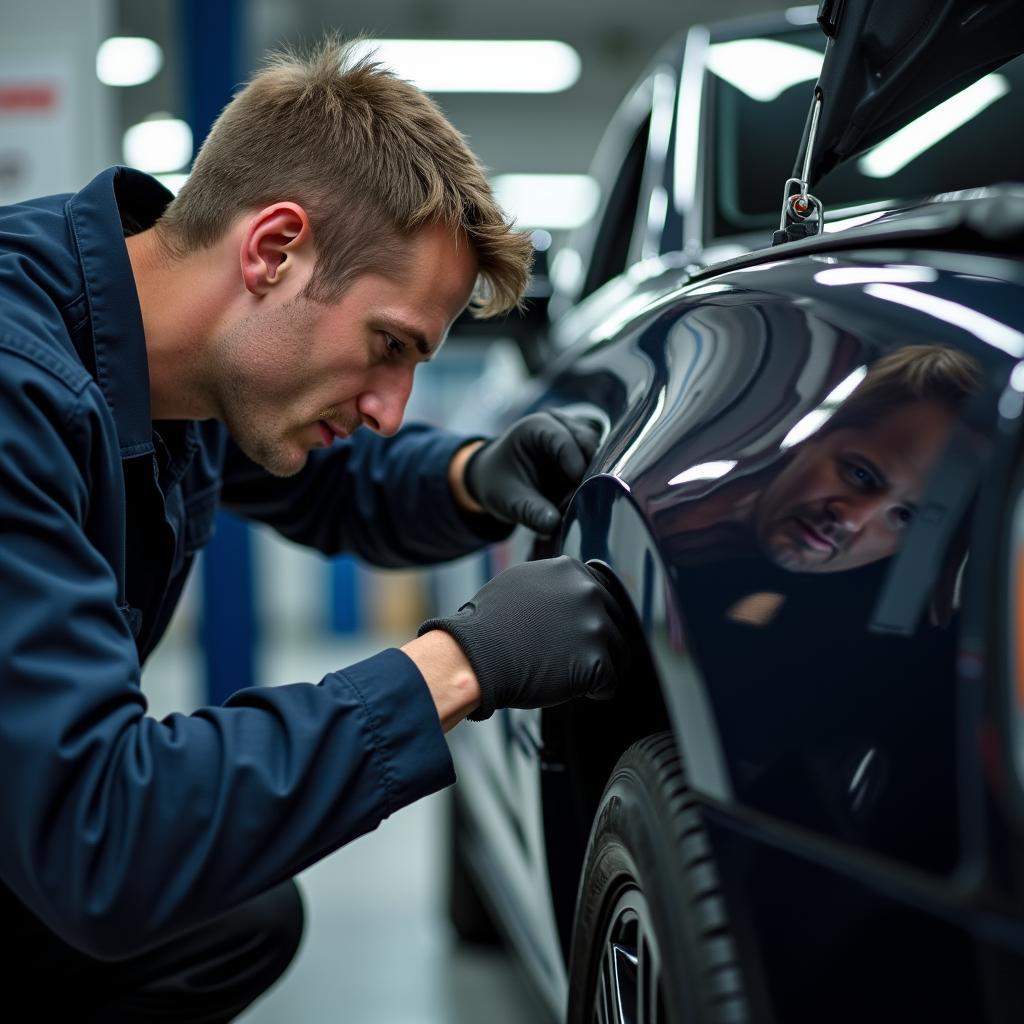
[0,53,76,204]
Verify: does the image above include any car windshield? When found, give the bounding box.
[707,28,1024,238]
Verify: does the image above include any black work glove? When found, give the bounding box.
[464,410,602,536]
[418,555,628,721]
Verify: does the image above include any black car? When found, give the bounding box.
[447,3,1024,1021]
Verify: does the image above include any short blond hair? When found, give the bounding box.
[157,37,532,316]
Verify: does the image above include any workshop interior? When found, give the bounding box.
[3,0,1024,1021]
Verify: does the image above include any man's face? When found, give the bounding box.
[753,400,955,573]
[211,223,478,477]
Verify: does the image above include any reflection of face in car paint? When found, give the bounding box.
[753,400,955,573]
[657,346,981,583]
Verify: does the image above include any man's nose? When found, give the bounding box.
[827,493,886,532]
[357,370,413,437]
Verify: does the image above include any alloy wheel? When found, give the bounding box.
[593,884,665,1024]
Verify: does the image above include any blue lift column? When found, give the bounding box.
[180,0,257,705]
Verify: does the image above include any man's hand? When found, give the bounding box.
[451,411,602,536]
[417,555,628,721]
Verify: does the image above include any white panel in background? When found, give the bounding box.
[0,54,76,204]
[252,525,330,650]
[1,0,116,202]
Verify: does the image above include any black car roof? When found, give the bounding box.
[694,185,1024,284]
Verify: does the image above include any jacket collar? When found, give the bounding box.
[66,166,173,458]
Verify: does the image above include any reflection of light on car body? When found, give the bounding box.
[865,283,1024,357]
[726,591,785,626]
[814,266,938,286]
[668,460,737,486]
[781,366,867,448]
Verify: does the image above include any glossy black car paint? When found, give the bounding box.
[449,210,1024,1020]
[446,2,1024,1016]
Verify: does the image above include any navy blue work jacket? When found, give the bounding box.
[0,167,502,958]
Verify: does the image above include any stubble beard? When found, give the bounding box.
[234,414,308,478]
[212,300,318,478]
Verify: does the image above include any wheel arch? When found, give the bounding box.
[538,471,730,963]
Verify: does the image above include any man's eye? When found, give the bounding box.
[383,333,405,358]
[890,506,914,530]
[842,461,875,488]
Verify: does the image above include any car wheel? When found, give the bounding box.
[567,732,748,1024]
[447,790,503,945]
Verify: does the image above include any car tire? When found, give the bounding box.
[447,790,503,946]
[567,732,749,1023]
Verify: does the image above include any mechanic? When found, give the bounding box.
[0,40,628,1021]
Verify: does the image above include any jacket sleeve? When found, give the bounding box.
[219,422,511,566]
[0,347,455,960]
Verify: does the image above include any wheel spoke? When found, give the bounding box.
[612,943,639,1023]
[605,942,620,1023]
[589,885,662,1024]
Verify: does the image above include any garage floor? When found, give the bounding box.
[143,631,545,1024]
[235,789,544,1024]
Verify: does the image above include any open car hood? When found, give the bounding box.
[801,0,1024,185]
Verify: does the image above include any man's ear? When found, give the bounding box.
[240,203,312,296]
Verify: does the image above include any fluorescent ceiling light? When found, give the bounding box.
[97,37,163,87]
[123,117,193,174]
[353,40,580,93]
[550,247,584,294]
[529,229,553,252]
[492,174,599,230]
[858,73,1010,178]
[864,283,1024,357]
[155,173,189,195]
[705,39,822,102]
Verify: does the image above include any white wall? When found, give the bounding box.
[0,0,116,203]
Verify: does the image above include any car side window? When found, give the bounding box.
[579,114,651,300]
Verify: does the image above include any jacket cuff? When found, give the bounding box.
[427,433,514,546]
[332,648,456,815]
